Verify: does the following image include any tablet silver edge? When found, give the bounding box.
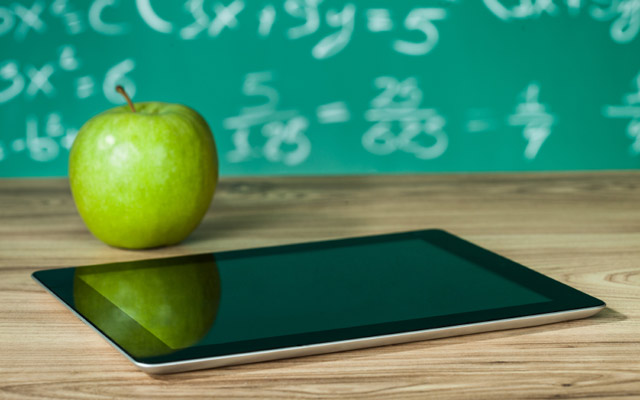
[32,275,605,375]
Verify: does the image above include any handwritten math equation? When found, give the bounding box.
[2,53,639,166]
[1,0,639,168]
[0,0,452,59]
[0,50,559,166]
[224,72,558,166]
[0,47,135,105]
[1,31,638,167]
[0,43,134,163]
[0,0,637,61]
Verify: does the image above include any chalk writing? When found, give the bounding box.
[0,46,136,105]
[103,59,135,103]
[11,113,77,162]
[603,71,640,154]
[25,63,55,98]
[484,0,640,43]
[0,43,137,164]
[224,71,311,166]
[51,0,85,35]
[366,9,393,33]
[363,76,448,160]
[393,8,447,56]
[316,101,350,124]
[0,61,25,103]
[181,0,210,40]
[508,82,556,160]
[590,0,640,44]
[89,0,128,35]
[257,4,276,37]
[12,1,46,41]
[0,1,456,59]
[137,0,174,34]
[0,1,638,174]
[465,108,498,134]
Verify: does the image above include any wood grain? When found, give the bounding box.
[0,172,639,399]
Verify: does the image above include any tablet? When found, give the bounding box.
[32,229,605,374]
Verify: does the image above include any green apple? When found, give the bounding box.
[69,86,218,249]
[73,255,221,358]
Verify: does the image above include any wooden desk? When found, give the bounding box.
[1,172,639,399]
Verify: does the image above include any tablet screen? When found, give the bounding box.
[33,230,603,364]
[197,239,549,344]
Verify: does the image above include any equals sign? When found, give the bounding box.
[316,102,351,124]
[465,108,497,133]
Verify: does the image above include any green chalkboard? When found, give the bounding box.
[1,0,639,177]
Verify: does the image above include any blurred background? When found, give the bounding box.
[1,0,639,178]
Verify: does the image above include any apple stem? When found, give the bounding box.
[115,85,136,113]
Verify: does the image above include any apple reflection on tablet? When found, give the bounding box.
[72,255,220,358]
